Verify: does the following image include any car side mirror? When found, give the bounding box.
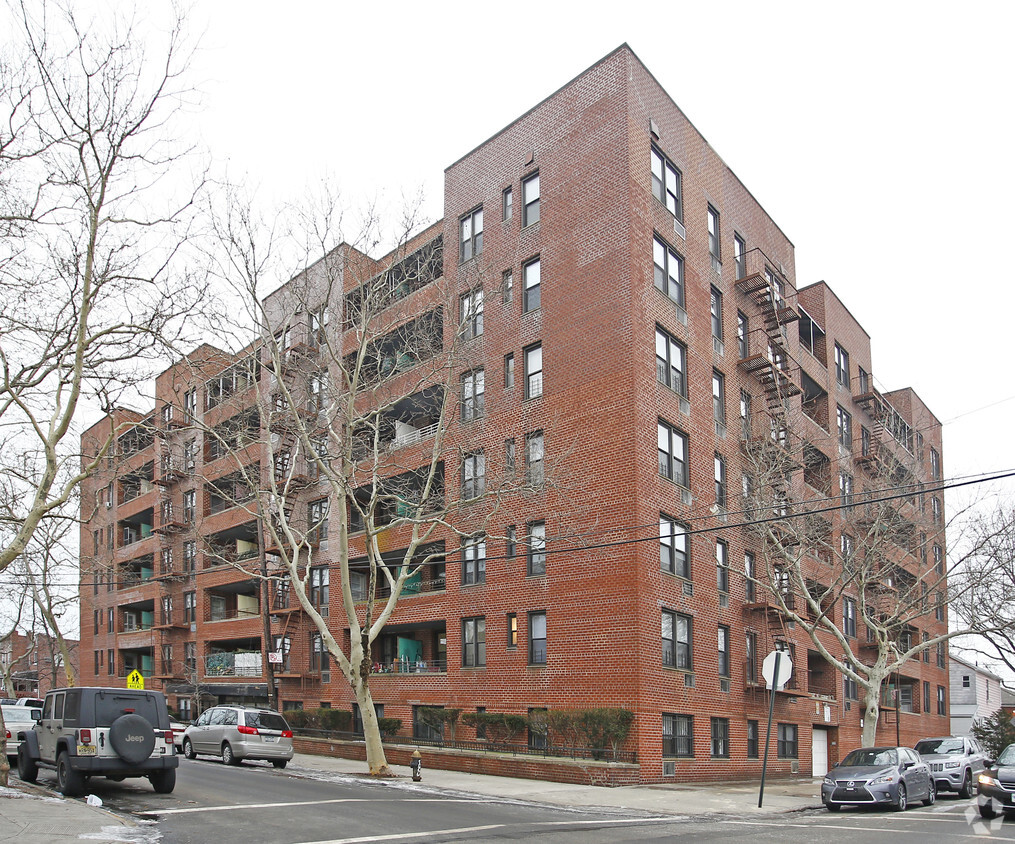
[902,761,914,770]
[30,708,42,720]
[985,759,995,768]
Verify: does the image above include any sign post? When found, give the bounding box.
[758,649,793,808]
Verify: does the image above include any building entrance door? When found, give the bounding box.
[812,726,829,778]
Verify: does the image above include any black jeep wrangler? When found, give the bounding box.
[17,686,178,796]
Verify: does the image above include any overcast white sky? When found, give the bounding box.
[185,1,1015,510]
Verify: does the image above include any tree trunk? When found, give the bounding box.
[862,686,881,746]
[0,708,8,787]
[353,679,395,777]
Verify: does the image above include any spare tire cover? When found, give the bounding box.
[109,713,155,764]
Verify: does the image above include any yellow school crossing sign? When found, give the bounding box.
[126,670,145,690]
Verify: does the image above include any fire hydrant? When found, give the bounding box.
[410,749,422,782]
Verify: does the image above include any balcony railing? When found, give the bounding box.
[204,651,262,677]
[371,658,446,675]
[388,422,439,452]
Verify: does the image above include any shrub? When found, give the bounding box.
[972,709,1015,760]
[282,707,352,733]
[416,707,462,742]
[461,711,528,745]
[376,717,403,739]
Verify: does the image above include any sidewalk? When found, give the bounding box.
[0,757,824,843]
[288,752,825,817]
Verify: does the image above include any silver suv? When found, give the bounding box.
[914,735,986,798]
[17,687,177,796]
[182,706,294,768]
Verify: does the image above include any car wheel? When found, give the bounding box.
[183,738,196,760]
[222,742,239,765]
[17,745,38,783]
[149,768,176,794]
[923,780,936,806]
[980,802,997,819]
[826,802,841,812]
[895,783,908,812]
[959,771,973,799]
[272,759,287,769]
[57,751,85,797]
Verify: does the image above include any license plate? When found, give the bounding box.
[77,744,96,756]
[263,736,277,743]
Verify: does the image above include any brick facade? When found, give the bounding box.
[78,45,949,783]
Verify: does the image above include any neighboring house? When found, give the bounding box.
[950,654,1003,735]
[1,630,78,698]
[77,44,950,783]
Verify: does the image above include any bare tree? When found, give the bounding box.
[0,0,207,578]
[742,396,1015,745]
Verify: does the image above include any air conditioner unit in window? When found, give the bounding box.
[673,219,686,241]
[713,337,724,357]
[684,673,695,688]
[675,305,688,327]
[320,670,330,684]
[679,487,693,507]
[719,593,729,608]
[663,761,676,777]
[720,678,730,693]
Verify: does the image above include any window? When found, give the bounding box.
[657,420,689,487]
[858,366,869,394]
[525,431,544,484]
[504,353,514,388]
[506,525,516,558]
[462,617,486,667]
[739,390,751,439]
[712,371,726,426]
[836,405,852,450]
[108,648,115,675]
[843,597,857,637]
[710,287,723,342]
[839,472,854,509]
[931,447,941,480]
[717,626,730,678]
[310,632,330,674]
[747,720,759,758]
[924,681,931,713]
[528,707,548,750]
[108,607,114,629]
[183,591,196,624]
[461,369,485,421]
[662,609,692,670]
[529,611,547,664]
[309,305,329,348]
[653,236,684,306]
[507,613,517,648]
[527,521,546,576]
[462,451,485,499]
[502,186,512,221]
[861,425,871,456]
[182,489,196,524]
[744,551,756,602]
[844,675,858,701]
[834,343,850,388]
[711,717,729,758]
[663,713,693,758]
[460,207,483,261]
[962,674,971,688]
[651,146,682,218]
[308,498,329,544]
[524,343,543,399]
[505,439,516,473]
[522,172,539,226]
[183,438,197,471]
[460,288,483,339]
[309,370,328,414]
[660,515,689,579]
[934,544,944,574]
[655,327,686,395]
[936,640,946,667]
[932,496,942,525]
[310,566,329,615]
[737,311,748,359]
[707,205,721,266]
[183,540,196,573]
[94,609,100,634]
[937,685,946,715]
[502,269,513,304]
[522,257,541,312]
[777,724,798,758]
[733,233,746,280]
[462,535,486,585]
[746,630,758,683]
[716,540,729,593]
[841,534,855,566]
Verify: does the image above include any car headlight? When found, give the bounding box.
[979,773,1000,788]
[823,775,836,785]
[944,761,961,769]
[871,771,896,785]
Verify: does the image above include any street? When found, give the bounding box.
[24,758,1015,843]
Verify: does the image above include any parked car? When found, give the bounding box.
[822,746,935,811]
[169,720,187,752]
[182,706,293,768]
[977,743,1015,818]
[3,704,42,766]
[14,698,44,708]
[16,686,178,796]
[914,735,985,798]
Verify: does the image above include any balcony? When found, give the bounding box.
[371,659,446,675]
[204,649,263,678]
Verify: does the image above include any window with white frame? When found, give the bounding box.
[651,146,682,219]
[653,236,684,306]
[182,489,196,523]
[524,343,543,399]
[522,172,540,226]
[460,207,483,261]
[660,515,689,579]
[740,390,751,439]
[655,326,686,396]
[745,551,756,602]
[658,419,689,487]
[523,257,541,312]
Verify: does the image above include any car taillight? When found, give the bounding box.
[281,730,293,738]
[79,729,92,744]
[5,729,10,740]
[164,730,174,743]
[237,724,258,735]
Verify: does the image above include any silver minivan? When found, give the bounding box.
[182,706,293,768]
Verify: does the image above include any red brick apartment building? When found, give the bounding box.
[1,631,78,698]
[78,45,949,782]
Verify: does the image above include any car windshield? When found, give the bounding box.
[997,746,1015,766]
[842,748,898,767]
[247,711,289,731]
[915,738,964,755]
[94,691,163,727]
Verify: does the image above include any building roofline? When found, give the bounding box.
[950,653,1004,681]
